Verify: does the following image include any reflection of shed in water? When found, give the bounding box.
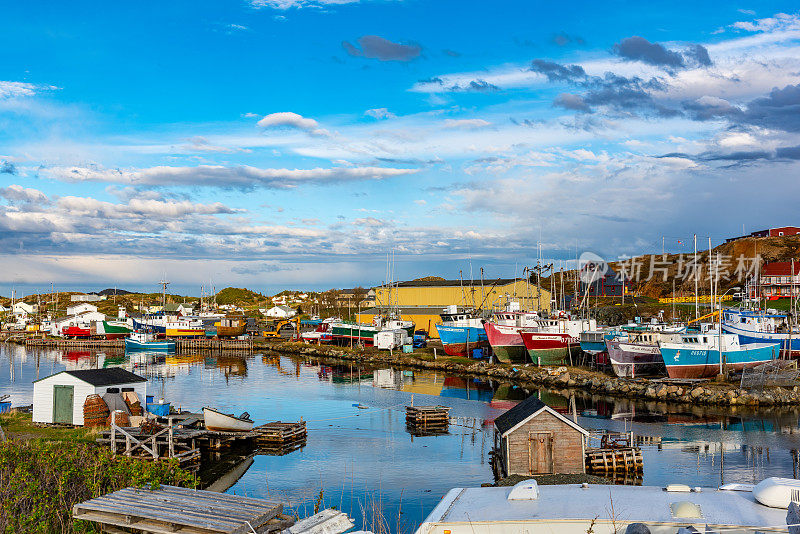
[215,356,248,378]
[401,374,443,396]
[440,377,495,403]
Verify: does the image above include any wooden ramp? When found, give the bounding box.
[73,484,291,534]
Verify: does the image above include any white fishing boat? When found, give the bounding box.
[203,407,254,432]
[415,477,799,534]
[124,331,176,352]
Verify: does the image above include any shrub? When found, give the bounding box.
[0,440,196,533]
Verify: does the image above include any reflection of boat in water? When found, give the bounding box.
[214,355,248,378]
[204,456,255,493]
[400,375,444,396]
[440,376,495,403]
[203,407,254,431]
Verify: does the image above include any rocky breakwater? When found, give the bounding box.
[262,341,800,407]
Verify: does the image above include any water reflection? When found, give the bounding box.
[3,343,800,531]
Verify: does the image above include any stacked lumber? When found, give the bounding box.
[255,421,307,453]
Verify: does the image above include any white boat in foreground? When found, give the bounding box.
[203,407,254,432]
[415,477,797,533]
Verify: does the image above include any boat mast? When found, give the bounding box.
[694,234,699,321]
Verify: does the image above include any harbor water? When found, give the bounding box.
[3,342,800,532]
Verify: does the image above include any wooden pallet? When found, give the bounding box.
[73,484,289,534]
[254,421,307,444]
[405,406,451,428]
[586,447,643,473]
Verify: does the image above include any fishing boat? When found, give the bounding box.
[215,316,247,338]
[98,320,132,339]
[722,309,800,358]
[124,331,176,353]
[659,331,779,379]
[132,316,166,334]
[165,318,205,338]
[301,317,337,342]
[518,313,595,365]
[435,306,489,356]
[483,308,541,363]
[605,324,685,378]
[62,325,92,339]
[203,407,254,432]
[330,315,414,345]
[414,477,800,534]
[578,329,607,355]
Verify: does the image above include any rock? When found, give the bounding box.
[690,387,704,398]
[656,386,669,398]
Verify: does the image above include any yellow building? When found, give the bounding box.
[357,279,552,338]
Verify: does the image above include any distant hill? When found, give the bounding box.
[215,287,264,305]
[413,276,446,282]
[97,288,133,296]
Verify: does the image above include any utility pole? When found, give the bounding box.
[694,234,699,320]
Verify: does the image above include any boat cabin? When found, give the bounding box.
[493,396,588,478]
[32,368,147,426]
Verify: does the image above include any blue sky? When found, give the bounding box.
[1,1,800,295]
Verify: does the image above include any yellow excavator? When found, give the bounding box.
[261,316,301,339]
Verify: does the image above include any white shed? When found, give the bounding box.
[66,303,99,316]
[264,305,297,318]
[32,368,147,426]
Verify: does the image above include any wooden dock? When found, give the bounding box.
[20,337,254,352]
[176,338,254,353]
[585,447,644,473]
[73,484,292,534]
[98,419,308,465]
[25,338,124,349]
[406,405,450,435]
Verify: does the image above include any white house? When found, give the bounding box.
[66,303,98,316]
[264,305,297,319]
[32,368,147,426]
[13,302,37,316]
[70,294,105,302]
[52,311,106,336]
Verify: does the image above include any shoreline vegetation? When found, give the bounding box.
[0,412,196,533]
[259,341,800,407]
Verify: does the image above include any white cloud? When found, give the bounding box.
[442,119,491,129]
[0,184,49,204]
[43,164,417,189]
[249,0,360,9]
[0,81,42,99]
[257,111,330,136]
[365,108,396,120]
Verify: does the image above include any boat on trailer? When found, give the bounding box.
[203,407,254,432]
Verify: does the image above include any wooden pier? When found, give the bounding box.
[176,338,254,353]
[73,484,293,534]
[20,337,254,352]
[98,419,308,466]
[406,405,450,435]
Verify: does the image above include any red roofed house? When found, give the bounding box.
[760,262,800,298]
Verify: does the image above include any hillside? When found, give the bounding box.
[537,234,800,300]
[214,287,265,305]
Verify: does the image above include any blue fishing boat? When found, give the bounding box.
[722,309,800,357]
[436,324,488,356]
[125,331,176,353]
[659,331,779,378]
[132,317,166,334]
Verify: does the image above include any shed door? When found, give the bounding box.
[527,432,553,474]
[53,385,74,424]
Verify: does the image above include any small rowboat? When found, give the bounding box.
[203,407,254,432]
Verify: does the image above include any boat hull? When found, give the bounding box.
[519,332,578,365]
[101,321,132,339]
[124,338,176,353]
[606,339,665,378]
[165,327,204,338]
[722,323,800,358]
[660,343,780,379]
[435,325,488,357]
[203,407,254,432]
[483,322,526,363]
[132,318,166,334]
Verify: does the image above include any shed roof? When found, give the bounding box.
[34,368,146,386]
[493,396,588,436]
[393,278,519,288]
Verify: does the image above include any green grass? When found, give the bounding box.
[0,412,98,443]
